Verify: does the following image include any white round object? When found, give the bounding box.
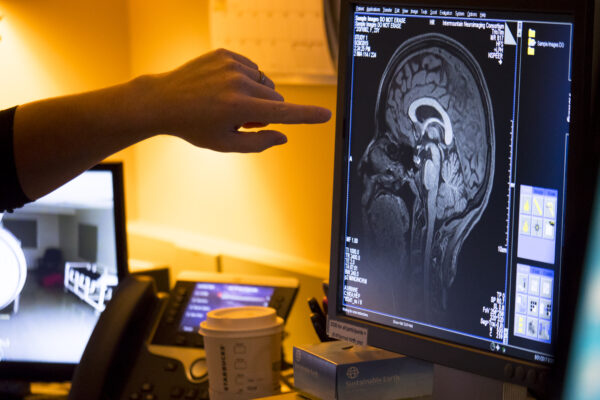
[199,306,283,400]
[200,306,283,338]
[0,227,27,309]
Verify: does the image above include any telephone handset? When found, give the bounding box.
[69,275,170,399]
[69,275,210,400]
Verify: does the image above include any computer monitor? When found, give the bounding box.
[562,171,600,400]
[327,0,599,397]
[0,163,128,381]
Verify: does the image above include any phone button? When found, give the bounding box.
[165,361,178,371]
[170,387,184,398]
[190,358,208,380]
[171,386,183,399]
[193,335,204,348]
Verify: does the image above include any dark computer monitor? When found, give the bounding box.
[327,0,599,397]
[0,162,128,381]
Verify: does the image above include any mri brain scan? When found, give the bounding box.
[359,33,495,313]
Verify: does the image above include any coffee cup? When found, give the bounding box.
[199,306,283,400]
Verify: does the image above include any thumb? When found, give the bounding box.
[223,130,288,153]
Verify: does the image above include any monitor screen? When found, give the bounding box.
[328,0,597,395]
[0,163,127,381]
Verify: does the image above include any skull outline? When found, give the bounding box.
[358,33,496,316]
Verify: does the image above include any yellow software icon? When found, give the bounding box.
[522,219,530,234]
[533,197,544,216]
[528,28,536,38]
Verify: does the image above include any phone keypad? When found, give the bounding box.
[126,375,208,400]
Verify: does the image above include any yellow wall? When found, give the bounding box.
[127,0,337,273]
[0,0,138,214]
[0,0,131,106]
[0,0,337,276]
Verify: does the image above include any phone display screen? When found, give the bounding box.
[178,282,275,333]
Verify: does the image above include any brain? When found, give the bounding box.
[359,33,495,313]
[385,44,489,215]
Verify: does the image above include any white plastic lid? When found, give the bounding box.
[199,306,283,338]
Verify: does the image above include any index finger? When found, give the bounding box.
[247,99,332,125]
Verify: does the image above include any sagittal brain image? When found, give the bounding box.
[358,33,495,315]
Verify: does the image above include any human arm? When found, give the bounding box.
[12,49,331,201]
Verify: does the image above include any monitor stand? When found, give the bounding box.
[433,365,527,400]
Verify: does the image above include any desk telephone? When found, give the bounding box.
[69,272,299,400]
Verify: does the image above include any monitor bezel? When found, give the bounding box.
[0,162,129,382]
[327,0,598,396]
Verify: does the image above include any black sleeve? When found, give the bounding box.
[0,106,32,213]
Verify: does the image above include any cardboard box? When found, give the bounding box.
[293,341,433,400]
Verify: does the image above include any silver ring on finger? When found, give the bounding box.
[257,70,267,85]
